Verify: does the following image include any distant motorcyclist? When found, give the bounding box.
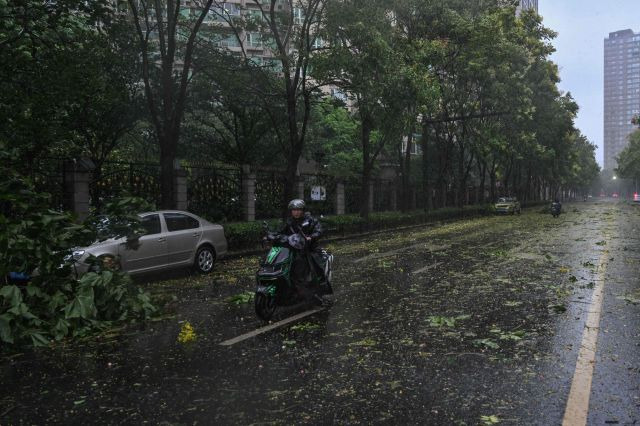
[279,199,330,294]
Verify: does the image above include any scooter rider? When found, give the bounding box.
[279,199,330,292]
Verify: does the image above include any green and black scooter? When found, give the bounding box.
[254,224,333,321]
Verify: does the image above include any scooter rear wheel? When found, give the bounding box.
[255,293,277,321]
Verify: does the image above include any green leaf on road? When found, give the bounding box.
[473,338,500,349]
[225,291,254,305]
[617,294,640,305]
[481,415,501,424]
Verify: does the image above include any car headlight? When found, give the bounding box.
[63,250,86,262]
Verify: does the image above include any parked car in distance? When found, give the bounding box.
[69,211,227,277]
[494,197,521,215]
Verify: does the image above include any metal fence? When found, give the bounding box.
[255,169,286,219]
[343,178,361,214]
[345,178,398,214]
[373,179,397,212]
[90,161,162,207]
[185,165,242,222]
[34,157,415,220]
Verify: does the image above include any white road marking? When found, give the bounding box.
[411,262,443,275]
[562,248,609,426]
[219,307,324,346]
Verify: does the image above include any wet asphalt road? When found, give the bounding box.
[1,200,639,425]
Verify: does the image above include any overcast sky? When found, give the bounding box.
[538,1,639,167]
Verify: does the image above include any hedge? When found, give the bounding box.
[221,200,555,252]
[223,205,496,252]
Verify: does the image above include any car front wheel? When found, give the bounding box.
[194,246,215,274]
[90,255,121,273]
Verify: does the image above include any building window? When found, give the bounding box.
[293,7,304,25]
[312,37,325,49]
[219,34,240,48]
[223,2,241,17]
[247,32,262,48]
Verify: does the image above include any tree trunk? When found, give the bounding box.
[456,141,466,209]
[281,82,300,212]
[360,117,373,219]
[478,160,486,204]
[282,154,299,218]
[489,164,497,202]
[159,135,176,209]
[421,120,433,211]
[402,128,414,212]
[90,159,103,209]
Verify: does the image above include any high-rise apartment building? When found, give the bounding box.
[516,0,538,16]
[603,29,640,171]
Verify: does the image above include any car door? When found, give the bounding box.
[163,212,202,265]
[119,213,169,273]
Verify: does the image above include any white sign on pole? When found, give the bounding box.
[310,186,326,201]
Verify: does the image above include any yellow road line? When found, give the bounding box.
[562,247,609,426]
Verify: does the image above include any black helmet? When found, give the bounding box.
[288,199,305,210]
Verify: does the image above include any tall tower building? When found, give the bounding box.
[604,29,640,171]
[516,0,538,16]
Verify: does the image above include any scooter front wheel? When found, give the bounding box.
[255,293,277,321]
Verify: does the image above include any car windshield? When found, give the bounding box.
[497,198,508,203]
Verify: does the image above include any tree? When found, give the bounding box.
[0,0,111,163]
[616,131,640,184]
[62,21,145,206]
[126,0,215,209]
[0,143,155,347]
[305,98,360,179]
[185,50,286,167]
[400,1,529,208]
[218,0,328,214]
[316,0,407,218]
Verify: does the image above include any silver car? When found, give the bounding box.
[70,211,227,276]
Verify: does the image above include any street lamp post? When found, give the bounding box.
[633,116,639,200]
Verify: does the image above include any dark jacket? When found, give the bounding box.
[280,213,323,248]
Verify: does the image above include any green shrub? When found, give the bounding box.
[224,219,283,250]
[0,145,156,347]
[223,205,494,250]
